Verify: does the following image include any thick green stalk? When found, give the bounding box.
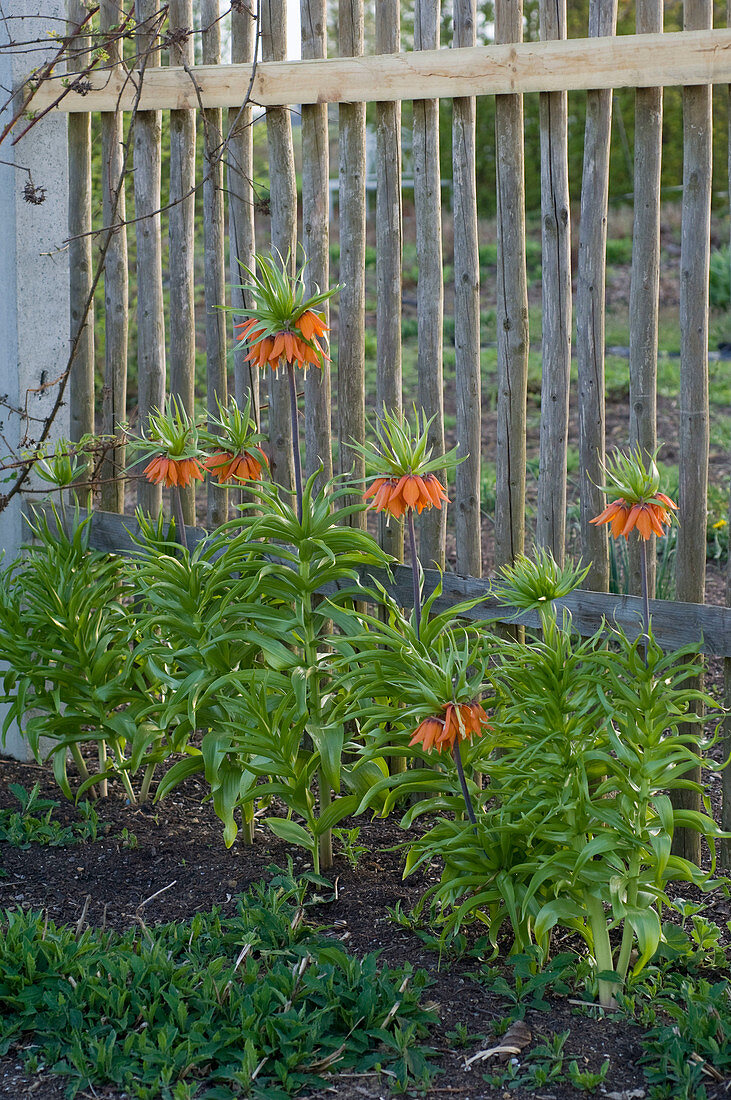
[97,742,108,798]
[110,740,137,805]
[452,740,478,827]
[172,486,189,554]
[407,509,421,639]
[139,762,156,804]
[70,743,92,787]
[585,892,617,1008]
[288,363,304,522]
[302,575,333,871]
[242,820,255,846]
[639,535,650,663]
[615,860,640,985]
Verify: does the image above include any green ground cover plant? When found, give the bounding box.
[0,782,100,849]
[0,872,437,1099]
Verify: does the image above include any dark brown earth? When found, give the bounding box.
[1,744,729,1100]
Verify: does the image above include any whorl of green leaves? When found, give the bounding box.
[128,393,201,463]
[349,405,463,482]
[233,249,339,338]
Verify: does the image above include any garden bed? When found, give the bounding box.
[1,755,729,1100]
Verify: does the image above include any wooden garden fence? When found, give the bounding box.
[4,0,731,857]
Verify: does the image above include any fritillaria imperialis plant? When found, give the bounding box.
[131,395,205,551]
[233,250,338,520]
[590,448,677,647]
[337,578,492,823]
[0,506,162,804]
[352,407,460,638]
[138,469,391,871]
[392,552,726,1008]
[200,394,269,485]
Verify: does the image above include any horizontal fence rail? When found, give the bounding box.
[25,30,731,113]
[28,504,731,658]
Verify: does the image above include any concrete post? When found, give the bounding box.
[0,1,70,760]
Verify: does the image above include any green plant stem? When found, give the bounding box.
[97,743,108,799]
[640,535,650,663]
[172,486,188,554]
[302,580,332,872]
[407,509,421,640]
[585,892,617,1008]
[615,859,640,984]
[70,743,92,788]
[288,362,303,523]
[59,492,70,541]
[139,762,156,804]
[110,742,137,806]
[318,776,332,870]
[242,812,255,846]
[452,740,478,827]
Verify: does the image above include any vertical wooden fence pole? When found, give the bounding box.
[723,0,731,870]
[262,0,296,494]
[452,0,481,578]
[536,0,571,565]
[494,0,528,571]
[301,0,332,486]
[67,0,94,445]
[134,0,166,519]
[168,0,197,526]
[576,0,617,592]
[376,0,403,559]
[229,2,258,415]
[413,0,444,570]
[202,0,228,529]
[100,0,128,514]
[337,0,366,525]
[629,0,663,599]
[674,0,713,863]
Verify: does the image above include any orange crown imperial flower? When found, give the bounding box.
[364,472,448,519]
[143,454,205,488]
[204,447,269,485]
[589,448,677,542]
[231,251,339,373]
[410,701,489,754]
[132,396,205,489]
[354,407,462,520]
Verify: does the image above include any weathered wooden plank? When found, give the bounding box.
[722,0,731,870]
[453,0,482,578]
[576,0,617,592]
[494,0,528,570]
[168,0,197,526]
[202,0,228,529]
[673,0,714,865]
[337,0,367,529]
[262,0,296,495]
[536,0,571,564]
[375,0,403,562]
[32,31,731,112]
[30,504,731,657]
[628,0,663,598]
[229,2,257,416]
[134,0,166,518]
[67,0,94,445]
[301,0,333,489]
[99,0,127,514]
[413,0,443,569]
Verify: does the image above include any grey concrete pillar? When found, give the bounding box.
[0,0,70,760]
